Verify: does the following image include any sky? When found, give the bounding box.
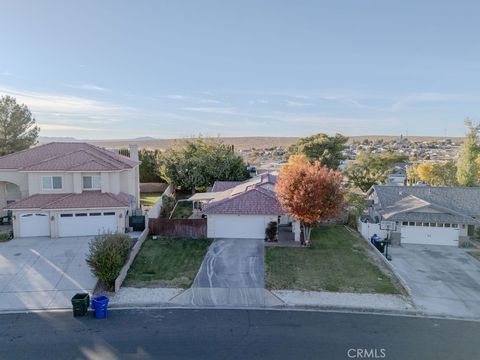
[1,0,480,139]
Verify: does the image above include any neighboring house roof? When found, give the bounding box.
[194,173,282,215]
[211,181,243,192]
[370,185,480,224]
[0,142,138,171]
[5,191,132,210]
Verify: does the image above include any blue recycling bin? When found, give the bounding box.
[91,295,109,319]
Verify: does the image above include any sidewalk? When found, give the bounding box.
[273,290,413,312]
[109,287,414,315]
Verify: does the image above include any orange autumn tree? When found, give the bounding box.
[276,155,344,245]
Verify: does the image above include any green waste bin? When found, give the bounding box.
[71,293,90,317]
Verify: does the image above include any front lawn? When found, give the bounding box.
[265,225,399,294]
[468,252,480,262]
[124,237,211,288]
[140,192,163,207]
[171,201,193,219]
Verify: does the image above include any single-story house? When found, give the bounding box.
[189,173,300,240]
[365,185,480,246]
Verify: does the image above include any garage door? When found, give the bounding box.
[58,211,117,237]
[401,226,459,246]
[208,215,272,239]
[19,213,50,237]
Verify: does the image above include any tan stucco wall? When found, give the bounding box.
[0,171,28,196]
[27,172,74,194]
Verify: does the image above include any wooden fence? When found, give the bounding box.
[149,218,207,238]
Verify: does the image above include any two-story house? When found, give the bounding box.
[0,142,140,238]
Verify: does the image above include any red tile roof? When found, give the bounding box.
[5,191,132,210]
[0,142,138,171]
[203,187,283,215]
[211,181,243,192]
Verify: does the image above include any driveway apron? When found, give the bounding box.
[171,238,282,307]
[390,244,480,319]
[0,236,97,312]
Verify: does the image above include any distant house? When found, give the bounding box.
[364,185,480,246]
[0,142,140,238]
[385,165,407,186]
[189,173,299,240]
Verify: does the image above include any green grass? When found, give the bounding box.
[0,233,10,242]
[124,237,212,288]
[171,201,193,219]
[468,252,480,262]
[140,192,163,207]
[265,225,399,294]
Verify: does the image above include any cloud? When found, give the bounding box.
[68,83,110,92]
[159,94,221,104]
[0,85,129,117]
[285,100,312,107]
[183,106,238,115]
[248,99,269,105]
[39,123,106,132]
[390,92,480,111]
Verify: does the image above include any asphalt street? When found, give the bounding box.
[1,309,479,360]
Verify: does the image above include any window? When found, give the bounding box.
[409,222,415,226]
[42,176,62,190]
[423,222,430,227]
[103,212,115,216]
[75,213,88,217]
[445,223,451,228]
[402,221,408,226]
[452,224,458,228]
[89,212,101,216]
[430,223,437,227]
[437,223,444,228]
[83,175,101,190]
[60,214,73,218]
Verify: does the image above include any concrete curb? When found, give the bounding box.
[4,303,477,323]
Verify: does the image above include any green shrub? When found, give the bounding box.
[86,233,131,290]
[0,233,10,242]
[265,221,278,241]
[160,194,175,218]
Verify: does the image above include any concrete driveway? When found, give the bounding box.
[0,236,97,312]
[171,238,282,307]
[390,244,480,319]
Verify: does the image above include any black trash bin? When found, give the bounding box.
[373,239,385,253]
[71,293,90,317]
[370,235,385,254]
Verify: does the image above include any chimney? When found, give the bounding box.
[129,144,139,161]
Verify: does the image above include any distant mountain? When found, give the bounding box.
[131,136,157,141]
[38,136,79,144]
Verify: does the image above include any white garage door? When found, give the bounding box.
[19,213,50,237]
[401,226,459,246]
[58,211,118,237]
[208,215,273,239]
